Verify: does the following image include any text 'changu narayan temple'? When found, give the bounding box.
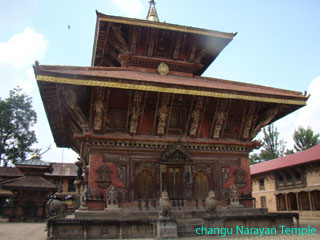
[34,1,308,239]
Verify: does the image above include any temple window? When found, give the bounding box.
[259,179,265,190]
[286,173,292,184]
[294,170,301,182]
[68,179,76,192]
[260,196,267,208]
[277,174,284,186]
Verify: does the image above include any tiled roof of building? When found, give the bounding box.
[45,163,77,177]
[0,188,14,197]
[1,176,57,190]
[250,144,320,175]
[0,167,23,177]
[16,156,51,166]
[35,65,306,101]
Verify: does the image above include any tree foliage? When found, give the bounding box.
[0,88,37,166]
[293,126,320,152]
[250,124,286,165]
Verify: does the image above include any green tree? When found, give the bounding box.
[0,88,37,166]
[293,126,319,152]
[250,124,286,164]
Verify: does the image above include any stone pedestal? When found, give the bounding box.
[104,206,121,211]
[157,219,178,239]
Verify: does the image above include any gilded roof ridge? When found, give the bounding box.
[35,64,307,98]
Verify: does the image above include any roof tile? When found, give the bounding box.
[250,144,320,175]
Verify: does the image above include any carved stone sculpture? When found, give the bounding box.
[221,167,230,183]
[235,167,247,188]
[205,190,217,214]
[106,185,119,209]
[46,199,67,218]
[229,184,240,206]
[159,191,171,218]
[80,187,88,210]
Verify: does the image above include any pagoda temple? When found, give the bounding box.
[0,151,56,221]
[34,2,307,238]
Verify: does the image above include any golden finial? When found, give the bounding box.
[146,0,159,22]
[32,149,40,158]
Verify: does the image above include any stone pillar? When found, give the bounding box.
[295,193,300,211]
[284,194,288,211]
[308,192,314,211]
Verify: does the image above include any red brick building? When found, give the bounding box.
[251,144,320,218]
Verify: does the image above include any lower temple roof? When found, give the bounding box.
[34,64,308,105]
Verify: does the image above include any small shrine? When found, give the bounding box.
[34,1,306,238]
[0,151,56,221]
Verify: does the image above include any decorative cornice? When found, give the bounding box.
[36,75,307,105]
[83,139,253,153]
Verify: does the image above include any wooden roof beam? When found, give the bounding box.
[100,23,111,66]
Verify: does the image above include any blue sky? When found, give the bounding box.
[0,0,319,162]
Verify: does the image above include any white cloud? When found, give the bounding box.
[0,28,48,95]
[0,27,48,70]
[275,76,320,149]
[112,0,145,18]
[0,27,77,164]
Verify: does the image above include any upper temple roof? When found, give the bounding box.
[92,12,236,76]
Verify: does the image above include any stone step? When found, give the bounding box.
[0,217,9,223]
[171,210,206,219]
[176,218,204,237]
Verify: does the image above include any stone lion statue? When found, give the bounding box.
[205,190,217,214]
[45,199,68,232]
[159,191,171,218]
[46,199,68,218]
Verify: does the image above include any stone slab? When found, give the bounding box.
[157,219,178,239]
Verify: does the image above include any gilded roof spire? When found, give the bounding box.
[146,0,159,22]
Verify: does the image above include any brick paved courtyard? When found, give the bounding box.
[0,219,319,240]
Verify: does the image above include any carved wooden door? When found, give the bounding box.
[194,171,209,199]
[166,167,184,199]
[136,170,154,199]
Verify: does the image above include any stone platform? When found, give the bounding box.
[47,207,299,239]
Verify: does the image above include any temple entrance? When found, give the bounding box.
[160,142,192,201]
[166,167,184,200]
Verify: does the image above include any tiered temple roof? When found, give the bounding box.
[34,11,308,158]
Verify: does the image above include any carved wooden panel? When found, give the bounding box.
[107,109,127,132]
